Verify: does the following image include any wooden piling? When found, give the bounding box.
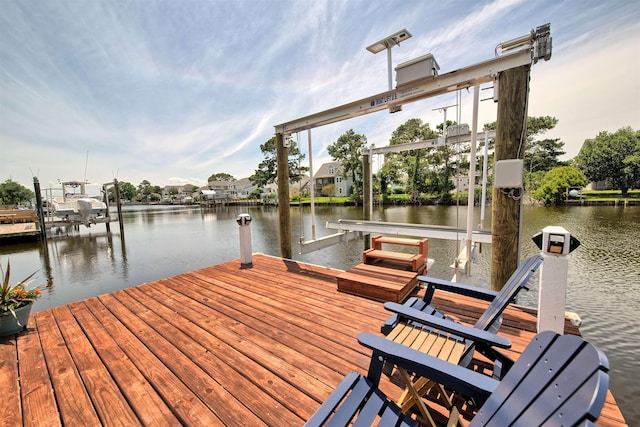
[33,176,46,239]
[491,64,530,291]
[276,132,292,259]
[113,179,125,236]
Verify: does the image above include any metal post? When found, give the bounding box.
[465,86,480,276]
[386,47,393,91]
[307,129,316,240]
[363,150,372,250]
[534,226,579,334]
[480,130,489,229]
[237,214,253,267]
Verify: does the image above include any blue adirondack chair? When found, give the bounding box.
[305,331,609,426]
[381,254,544,379]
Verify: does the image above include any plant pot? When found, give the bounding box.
[0,302,33,336]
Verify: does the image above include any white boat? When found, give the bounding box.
[49,181,107,227]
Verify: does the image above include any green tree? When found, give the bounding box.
[485,117,563,167]
[107,181,136,202]
[208,173,235,182]
[485,116,566,194]
[527,138,567,171]
[383,118,440,201]
[136,180,162,202]
[321,183,336,200]
[250,136,308,188]
[575,127,640,194]
[248,188,262,199]
[118,181,136,201]
[0,179,34,206]
[327,129,367,201]
[138,180,152,196]
[533,166,587,205]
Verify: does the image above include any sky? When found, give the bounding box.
[1,0,639,191]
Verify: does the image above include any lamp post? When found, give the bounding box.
[366,29,412,91]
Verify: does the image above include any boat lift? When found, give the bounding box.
[275,24,552,274]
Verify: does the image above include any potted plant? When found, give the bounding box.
[1,261,42,336]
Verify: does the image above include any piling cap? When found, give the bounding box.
[236,214,252,226]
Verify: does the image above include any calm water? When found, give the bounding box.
[2,204,638,422]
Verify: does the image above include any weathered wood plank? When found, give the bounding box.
[51,305,141,426]
[82,297,224,426]
[184,267,378,354]
[0,336,21,426]
[67,301,181,426]
[121,285,306,425]
[33,310,101,426]
[99,291,258,426]
[16,325,60,427]
[136,279,340,398]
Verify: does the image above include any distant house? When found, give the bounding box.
[200,189,218,201]
[313,162,353,197]
[262,175,310,198]
[228,178,256,199]
[586,180,612,191]
[162,184,197,203]
[200,180,232,201]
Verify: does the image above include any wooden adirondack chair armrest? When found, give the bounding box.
[384,302,512,349]
[418,276,500,304]
[380,296,427,335]
[358,332,498,403]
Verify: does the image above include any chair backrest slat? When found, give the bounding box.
[471,331,610,426]
[474,255,543,331]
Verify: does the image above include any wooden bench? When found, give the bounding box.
[363,235,428,272]
[336,263,419,303]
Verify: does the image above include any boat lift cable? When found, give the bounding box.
[456,92,461,265]
[297,132,303,240]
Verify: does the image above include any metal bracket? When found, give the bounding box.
[532,23,552,63]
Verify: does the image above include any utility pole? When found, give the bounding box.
[276,132,292,259]
[491,64,530,290]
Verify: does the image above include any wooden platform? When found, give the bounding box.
[363,235,428,272]
[0,222,40,241]
[0,254,628,426]
[337,263,419,302]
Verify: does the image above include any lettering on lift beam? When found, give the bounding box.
[370,93,398,107]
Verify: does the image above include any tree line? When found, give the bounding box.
[1,122,638,207]
[247,117,638,206]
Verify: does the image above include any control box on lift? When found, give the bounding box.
[395,53,440,86]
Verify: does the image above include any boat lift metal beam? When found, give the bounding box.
[325,219,492,244]
[298,231,361,254]
[367,130,496,156]
[275,48,531,135]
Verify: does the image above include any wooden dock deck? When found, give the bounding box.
[1,254,627,426]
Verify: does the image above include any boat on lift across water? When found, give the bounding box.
[49,181,107,227]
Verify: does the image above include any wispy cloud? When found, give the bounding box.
[1,0,638,188]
